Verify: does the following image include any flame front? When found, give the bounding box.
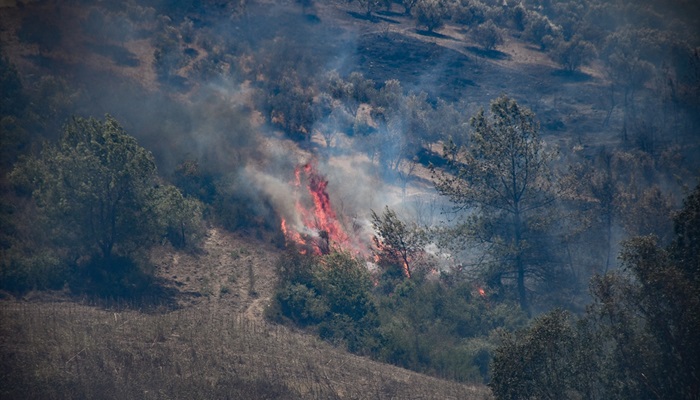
[280,162,364,256]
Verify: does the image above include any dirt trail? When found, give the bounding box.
[151,227,279,321]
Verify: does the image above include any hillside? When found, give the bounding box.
[1,0,699,398]
[1,227,492,399]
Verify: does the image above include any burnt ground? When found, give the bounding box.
[356,31,477,99]
[311,0,619,153]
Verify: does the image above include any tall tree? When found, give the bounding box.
[490,184,700,400]
[12,115,162,263]
[433,95,558,315]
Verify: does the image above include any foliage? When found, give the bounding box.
[414,0,449,32]
[378,277,526,382]
[433,95,560,315]
[490,185,700,399]
[11,115,159,261]
[472,20,504,51]
[371,206,426,280]
[7,115,201,295]
[153,184,205,249]
[523,11,561,50]
[551,35,596,72]
[451,0,489,26]
[490,310,596,399]
[269,251,381,355]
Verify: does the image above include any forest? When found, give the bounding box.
[1,0,699,398]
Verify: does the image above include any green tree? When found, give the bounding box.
[269,251,380,354]
[371,206,426,280]
[490,184,700,399]
[315,252,381,354]
[433,95,559,315]
[451,0,488,27]
[490,310,596,400]
[414,0,449,32]
[523,12,561,51]
[153,184,205,249]
[12,115,160,263]
[473,20,504,51]
[551,35,596,72]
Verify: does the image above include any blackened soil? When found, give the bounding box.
[356,32,476,100]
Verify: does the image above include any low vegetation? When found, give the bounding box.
[0,301,490,399]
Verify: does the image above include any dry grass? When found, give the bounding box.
[0,300,492,399]
[0,226,492,398]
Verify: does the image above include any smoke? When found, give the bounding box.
[6,0,697,268]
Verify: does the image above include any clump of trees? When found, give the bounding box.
[267,242,528,382]
[490,184,700,399]
[5,115,203,296]
[267,250,381,354]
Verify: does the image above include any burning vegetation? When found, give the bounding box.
[1,0,699,397]
[279,162,365,256]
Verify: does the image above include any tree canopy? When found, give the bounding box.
[11,115,200,267]
[490,184,700,399]
[433,95,559,315]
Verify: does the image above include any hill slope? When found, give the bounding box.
[1,228,492,399]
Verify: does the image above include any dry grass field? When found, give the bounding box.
[0,227,492,399]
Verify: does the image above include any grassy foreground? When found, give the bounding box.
[0,300,492,399]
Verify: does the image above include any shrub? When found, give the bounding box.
[551,35,597,72]
[269,251,381,354]
[414,0,450,32]
[472,20,504,51]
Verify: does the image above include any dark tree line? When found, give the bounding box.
[490,184,700,399]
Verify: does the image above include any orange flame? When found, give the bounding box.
[280,161,366,256]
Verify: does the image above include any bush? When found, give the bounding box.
[490,310,583,399]
[0,250,66,294]
[551,35,597,72]
[269,251,381,355]
[414,0,450,32]
[472,20,504,50]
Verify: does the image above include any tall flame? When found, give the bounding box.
[280,161,365,256]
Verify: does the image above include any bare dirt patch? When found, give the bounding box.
[150,227,279,321]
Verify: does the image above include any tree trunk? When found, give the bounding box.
[604,209,612,273]
[514,209,530,316]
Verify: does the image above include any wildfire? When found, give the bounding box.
[478,287,486,298]
[280,218,307,254]
[280,161,363,256]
